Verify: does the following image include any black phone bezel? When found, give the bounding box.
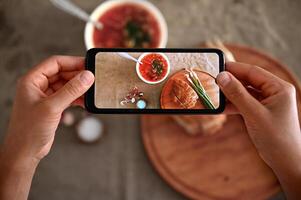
[85,48,225,114]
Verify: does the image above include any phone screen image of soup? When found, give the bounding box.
[94,52,220,110]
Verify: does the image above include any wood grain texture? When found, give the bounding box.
[160,69,219,109]
[141,44,301,200]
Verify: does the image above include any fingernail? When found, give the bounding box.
[216,72,231,87]
[80,71,94,85]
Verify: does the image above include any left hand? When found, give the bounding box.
[2,56,94,163]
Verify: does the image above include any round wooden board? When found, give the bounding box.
[160,69,219,109]
[141,44,301,200]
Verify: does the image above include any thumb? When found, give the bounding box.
[49,70,94,111]
[216,72,263,118]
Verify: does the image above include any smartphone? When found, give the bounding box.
[85,48,225,114]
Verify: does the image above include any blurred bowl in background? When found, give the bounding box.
[84,0,168,49]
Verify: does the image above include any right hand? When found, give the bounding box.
[216,62,301,199]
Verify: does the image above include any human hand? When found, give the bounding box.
[0,56,94,200]
[2,56,94,164]
[216,62,301,199]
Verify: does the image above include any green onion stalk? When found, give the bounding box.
[185,69,215,109]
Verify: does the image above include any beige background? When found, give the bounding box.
[95,52,219,108]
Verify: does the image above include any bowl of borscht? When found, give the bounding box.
[84,0,168,49]
[136,53,170,84]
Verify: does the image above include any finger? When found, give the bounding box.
[32,56,84,76]
[217,71,265,118]
[226,62,287,97]
[47,71,94,111]
[50,80,67,92]
[48,74,60,84]
[246,86,264,101]
[45,88,55,96]
[223,102,239,115]
[26,56,85,92]
[221,80,263,116]
[72,98,84,108]
[47,71,83,92]
[60,70,82,81]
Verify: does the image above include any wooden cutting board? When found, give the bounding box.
[141,44,301,200]
[160,69,219,109]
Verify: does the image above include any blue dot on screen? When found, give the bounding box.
[137,100,146,109]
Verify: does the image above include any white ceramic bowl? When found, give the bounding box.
[136,53,170,84]
[84,0,168,49]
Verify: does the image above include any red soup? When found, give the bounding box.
[139,54,168,82]
[93,3,161,48]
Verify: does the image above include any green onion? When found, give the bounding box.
[124,21,151,48]
[185,69,215,109]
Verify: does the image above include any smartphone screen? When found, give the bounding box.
[85,49,225,114]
